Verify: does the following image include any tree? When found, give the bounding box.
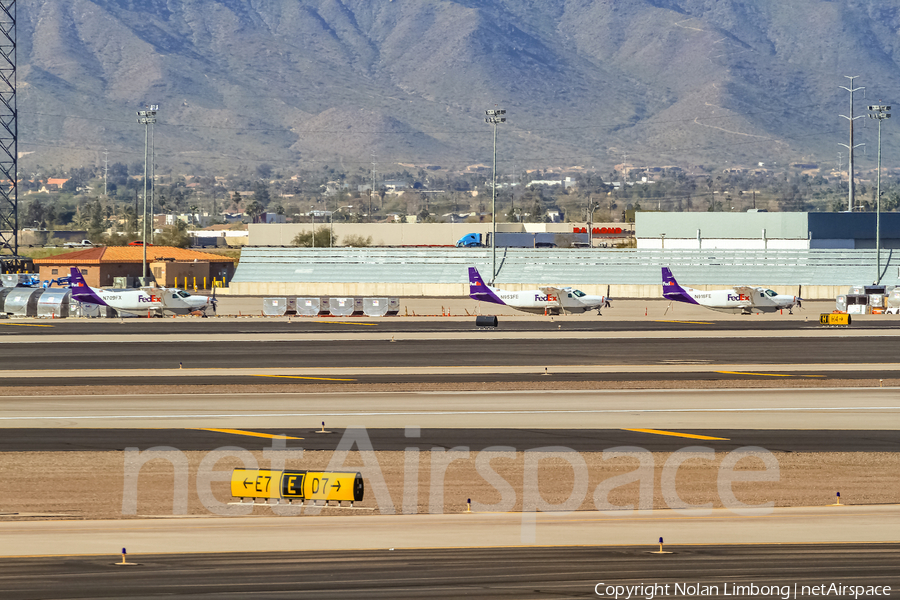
[88,199,105,240]
[245,199,265,223]
[256,163,273,179]
[230,191,243,212]
[25,199,45,228]
[253,181,271,208]
[154,220,192,248]
[342,234,373,247]
[291,227,334,247]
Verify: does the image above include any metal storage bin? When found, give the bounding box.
[36,289,70,318]
[263,298,288,316]
[2,288,39,316]
[363,298,389,317]
[329,297,356,317]
[296,298,321,316]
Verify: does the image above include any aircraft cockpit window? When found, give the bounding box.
[177,291,191,298]
[765,289,777,297]
[572,290,586,297]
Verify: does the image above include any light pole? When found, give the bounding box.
[331,205,353,247]
[869,103,891,283]
[136,107,157,281]
[148,104,158,243]
[586,196,599,248]
[310,206,315,248]
[485,108,506,284]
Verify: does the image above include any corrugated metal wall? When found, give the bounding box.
[232,247,898,286]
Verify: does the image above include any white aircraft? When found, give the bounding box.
[662,267,801,315]
[468,266,610,315]
[67,267,217,316]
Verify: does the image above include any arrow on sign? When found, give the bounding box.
[333,481,341,492]
[243,478,252,489]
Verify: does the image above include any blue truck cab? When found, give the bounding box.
[456,233,484,247]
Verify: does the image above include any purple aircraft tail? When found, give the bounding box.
[68,267,108,306]
[468,267,505,305]
[661,267,697,304]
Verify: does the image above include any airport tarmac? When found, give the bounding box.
[1,506,898,556]
[3,545,898,600]
[1,388,898,430]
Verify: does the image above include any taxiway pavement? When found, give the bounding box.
[1,389,897,430]
[2,544,898,600]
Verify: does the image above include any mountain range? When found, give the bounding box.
[19,0,900,176]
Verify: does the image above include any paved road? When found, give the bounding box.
[1,506,898,556]
[1,337,898,371]
[2,368,897,387]
[3,427,898,452]
[1,389,897,430]
[1,544,897,599]
[0,317,880,336]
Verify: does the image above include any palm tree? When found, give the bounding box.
[245,199,265,223]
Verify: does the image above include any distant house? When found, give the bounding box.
[383,180,410,191]
[38,178,69,193]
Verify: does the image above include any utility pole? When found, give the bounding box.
[370,153,376,222]
[103,149,108,197]
[869,103,891,284]
[485,108,506,284]
[137,107,157,281]
[839,76,865,211]
[0,0,19,272]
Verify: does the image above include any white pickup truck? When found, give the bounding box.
[64,240,94,248]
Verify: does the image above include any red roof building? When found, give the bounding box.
[33,246,236,288]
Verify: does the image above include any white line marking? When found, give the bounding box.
[1,407,898,421]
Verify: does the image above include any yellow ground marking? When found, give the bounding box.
[623,428,730,441]
[653,320,714,325]
[0,322,55,327]
[252,374,356,382]
[313,321,378,326]
[717,371,826,378]
[194,428,303,440]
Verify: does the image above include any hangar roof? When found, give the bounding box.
[34,246,235,265]
[233,247,898,286]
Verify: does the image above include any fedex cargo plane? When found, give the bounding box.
[468,266,609,315]
[661,267,801,315]
[68,268,215,316]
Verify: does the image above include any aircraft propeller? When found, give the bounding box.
[209,285,218,315]
[796,285,803,308]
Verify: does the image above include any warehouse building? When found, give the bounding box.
[34,246,236,288]
[636,211,900,250]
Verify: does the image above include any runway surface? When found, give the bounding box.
[2,337,899,370]
[1,544,898,599]
[0,317,882,336]
[2,389,898,430]
[3,427,898,452]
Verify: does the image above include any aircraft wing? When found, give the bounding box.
[732,286,757,307]
[538,286,566,315]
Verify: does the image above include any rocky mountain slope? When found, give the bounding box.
[18,0,900,174]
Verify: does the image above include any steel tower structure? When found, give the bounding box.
[0,0,16,272]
